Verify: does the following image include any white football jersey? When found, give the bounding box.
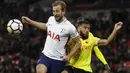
[42,16,79,60]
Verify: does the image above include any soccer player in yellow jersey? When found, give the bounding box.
[62,20,122,73]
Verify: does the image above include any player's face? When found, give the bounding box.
[78,24,90,39]
[53,5,65,22]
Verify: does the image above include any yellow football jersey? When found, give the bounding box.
[69,32,100,72]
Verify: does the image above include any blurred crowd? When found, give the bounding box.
[0,1,130,73]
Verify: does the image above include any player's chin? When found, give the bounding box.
[55,17,58,20]
[56,18,59,21]
[55,18,61,22]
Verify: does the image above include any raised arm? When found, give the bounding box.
[21,16,47,31]
[97,22,122,46]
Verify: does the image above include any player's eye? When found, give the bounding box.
[56,10,59,12]
[53,9,57,11]
[84,27,87,29]
[87,27,90,30]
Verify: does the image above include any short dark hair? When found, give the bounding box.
[52,0,66,11]
[76,20,90,28]
[77,17,85,23]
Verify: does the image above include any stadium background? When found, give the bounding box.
[0,0,130,73]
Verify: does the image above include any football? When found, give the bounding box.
[7,19,23,34]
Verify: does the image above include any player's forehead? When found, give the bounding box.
[80,23,90,27]
[52,5,62,10]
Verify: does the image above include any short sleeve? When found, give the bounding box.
[45,16,52,27]
[93,37,100,45]
[69,25,79,38]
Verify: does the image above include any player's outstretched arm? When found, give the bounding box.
[21,16,47,31]
[97,22,122,46]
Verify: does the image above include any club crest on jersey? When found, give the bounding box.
[60,28,65,33]
[81,41,88,50]
[48,30,60,41]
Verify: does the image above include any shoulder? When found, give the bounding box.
[89,32,100,40]
[88,32,99,39]
[89,32,94,37]
[65,20,72,25]
[65,20,75,29]
[48,16,55,21]
[62,19,76,32]
[64,20,78,38]
[88,32,94,39]
[88,32,100,43]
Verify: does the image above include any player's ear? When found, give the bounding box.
[63,11,65,15]
[77,27,80,33]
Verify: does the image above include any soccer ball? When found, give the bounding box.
[7,19,23,34]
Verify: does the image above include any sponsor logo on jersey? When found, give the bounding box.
[48,30,60,41]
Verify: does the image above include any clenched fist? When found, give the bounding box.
[21,16,32,24]
[114,21,123,31]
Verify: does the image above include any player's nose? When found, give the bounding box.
[85,29,89,34]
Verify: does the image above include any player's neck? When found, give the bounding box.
[62,16,66,20]
[56,16,66,23]
[80,32,88,40]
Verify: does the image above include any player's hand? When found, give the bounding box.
[114,21,123,31]
[104,64,111,73]
[63,55,70,62]
[21,16,32,24]
[105,64,111,70]
[103,70,111,73]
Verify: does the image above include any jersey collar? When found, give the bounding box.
[56,16,67,23]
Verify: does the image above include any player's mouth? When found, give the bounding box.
[55,16,62,22]
[55,15,59,19]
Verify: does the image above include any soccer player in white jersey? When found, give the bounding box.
[21,0,81,73]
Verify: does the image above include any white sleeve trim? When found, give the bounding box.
[96,39,100,45]
[71,32,79,39]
